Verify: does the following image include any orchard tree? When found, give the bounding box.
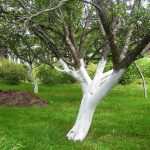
[0,12,40,93]
[8,32,40,93]
[1,0,150,141]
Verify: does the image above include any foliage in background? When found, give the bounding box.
[86,63,97,78]
[121,65,140,84]
[122,58,150,84]
[0,60,27,85]
[35,64,76,84]
[0,58,149,85]
[136,58,150,83]
[86,58,150,84]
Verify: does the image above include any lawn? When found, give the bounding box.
[0,83,150,150]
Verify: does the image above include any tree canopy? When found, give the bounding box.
[1,0,149,70]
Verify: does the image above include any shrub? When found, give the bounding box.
[138,58,150,77]
[86,63,97,78]
[120,58,149,84]
[0,60,27,85]
[120,65,140,84]
[35,64,76,84]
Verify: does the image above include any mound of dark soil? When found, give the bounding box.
[0,90,48,106]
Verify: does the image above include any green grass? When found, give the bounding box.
[0,83,150,150]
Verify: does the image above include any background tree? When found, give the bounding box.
[0,12,40,93]
[8,31,40,93]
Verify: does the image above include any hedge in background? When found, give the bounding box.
[120,65,140,84]
[0,60,27,85]
[35,64,76,84]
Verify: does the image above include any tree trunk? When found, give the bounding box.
[28,64,38,94]
[67,69,125,141]
[32,78,38,94]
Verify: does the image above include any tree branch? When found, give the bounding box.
[121,31,150,68]
[81,0,121,68]
[121,29,133,59]
[24,0,70,24]
[134,62,147,98]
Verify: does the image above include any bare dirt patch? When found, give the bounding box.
[0,90,48,106]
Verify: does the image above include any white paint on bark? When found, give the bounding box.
[92,57,107,88]
[67,69,125,141]
[26,63,38,94]
[54,59,125,141]
[57,59,92,94]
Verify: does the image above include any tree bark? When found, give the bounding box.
[28,63,38,94]
[134,62,147,98]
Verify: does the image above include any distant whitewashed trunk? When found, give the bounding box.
[7,54,21,64]
[25,62,38,94]
[17,58,21,64]
[56,59,125,141]
[8,53,13,62]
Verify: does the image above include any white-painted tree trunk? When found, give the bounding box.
[55,59,125,141]
[67,69,125,141]
[28,63,38,94]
